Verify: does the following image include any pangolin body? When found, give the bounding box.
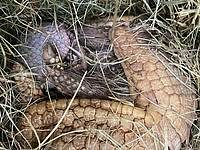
[16,22,196,150]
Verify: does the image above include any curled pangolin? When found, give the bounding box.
[15,19,196,149]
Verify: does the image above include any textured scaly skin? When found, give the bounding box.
[16,25,196,149]
[113,26,196,149]
[17,98,160,149]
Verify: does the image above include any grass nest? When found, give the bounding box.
[0,0,200,149]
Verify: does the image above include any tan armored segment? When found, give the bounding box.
[16,24,196,149]
[17,98,161,149]
[113,26,196,149]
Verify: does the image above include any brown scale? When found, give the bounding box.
[16,98,160,149]
[13,63,44,102]
[16,22,197,150]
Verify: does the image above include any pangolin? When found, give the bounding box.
[15,19,196,150]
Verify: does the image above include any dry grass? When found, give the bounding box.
[0,0,200,149]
